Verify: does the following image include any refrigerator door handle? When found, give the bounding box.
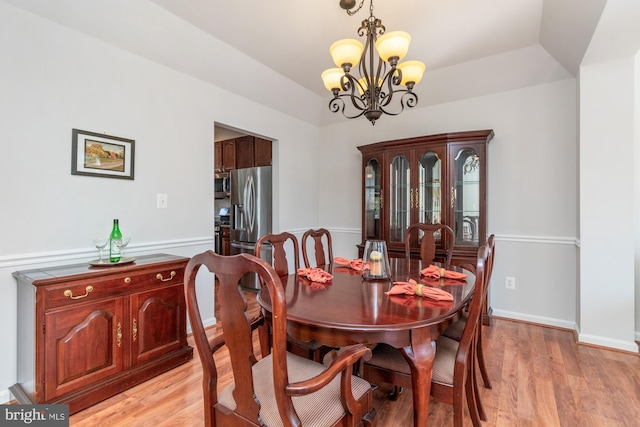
[244,174,256,236]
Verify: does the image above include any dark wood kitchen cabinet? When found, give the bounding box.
[357,130,494,267]
[214,139,238,172]
[11,254,193,414]
[221,226,230,256]
[215,136,271,172]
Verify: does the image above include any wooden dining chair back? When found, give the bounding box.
[256,231,332,363]
[361,245,489,427]
[477,234,495,388]
[443,233,495,386]
[184,251,376,427]
[301,228,333,269]
[404,223,455,268]
[256,232,300,278]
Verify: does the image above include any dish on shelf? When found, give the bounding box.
[89,257,136,267]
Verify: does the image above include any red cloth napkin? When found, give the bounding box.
[333,257,364,272]
[385,279,454,301]
[420,265,467,281]
[297,267,333,283]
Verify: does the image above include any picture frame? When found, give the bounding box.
[71,129,135,180]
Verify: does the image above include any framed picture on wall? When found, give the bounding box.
[71,129,135,180]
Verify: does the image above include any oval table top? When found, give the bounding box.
[256,258,475,339]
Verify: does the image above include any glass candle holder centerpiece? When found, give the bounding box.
[362,239,391,280]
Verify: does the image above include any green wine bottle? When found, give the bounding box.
[109,219,122,263]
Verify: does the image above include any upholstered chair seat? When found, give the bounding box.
[218,352,373,427]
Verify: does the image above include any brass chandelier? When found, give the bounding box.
[321,0,425,125]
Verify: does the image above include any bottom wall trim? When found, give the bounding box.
[492,309,577,331]
[187,316,217,335]
[494,309,639,353]
[0,389,11,404]
[577,332,639,353]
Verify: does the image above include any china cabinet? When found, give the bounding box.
[11,254,193,414]
[357,130,494,267]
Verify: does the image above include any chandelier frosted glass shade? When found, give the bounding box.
[375,31,411,63]
[322,68,345,91]
[330,39,364,68]
[397,60,426,86]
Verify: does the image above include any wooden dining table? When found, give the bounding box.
[256,258,476,427]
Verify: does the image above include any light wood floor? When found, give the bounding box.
[69,290,640,427]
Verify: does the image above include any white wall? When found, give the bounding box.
[579,57,637,351]
[0,3,320,403]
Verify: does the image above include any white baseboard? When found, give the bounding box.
[577,332,639,353]
[186,316,217,335]
[494,309,639,353]
[1,389,11,404]
[491,309,577,331]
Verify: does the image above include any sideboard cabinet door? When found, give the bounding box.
[131,284,186,366]
[44,298,126,401]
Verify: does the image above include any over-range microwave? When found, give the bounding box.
[214,172,230,199]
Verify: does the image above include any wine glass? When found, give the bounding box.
[92,237,108,262]
[116,237,131,259]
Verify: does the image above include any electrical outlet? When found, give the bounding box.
[505,276,516,290]
[157,193,168,208]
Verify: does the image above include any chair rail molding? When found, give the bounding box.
[494,234,579,246]
[0,237,214,269]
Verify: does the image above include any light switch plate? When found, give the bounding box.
[157,193,168,208]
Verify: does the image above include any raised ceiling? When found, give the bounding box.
[3,0,608,125]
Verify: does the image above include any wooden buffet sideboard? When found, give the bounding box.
[11,253,193,414]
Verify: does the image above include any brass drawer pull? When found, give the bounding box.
[124,277,131,284]
[117,322,122,347]
[63,285,94,300]
[156,271,176,282]
[132,318,137,342]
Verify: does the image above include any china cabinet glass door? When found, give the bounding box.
[363,158,381,240]
[452,146,482,246]
[389,154,410,244]
[417,150,444,244]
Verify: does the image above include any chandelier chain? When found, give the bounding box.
[346,0,366,16]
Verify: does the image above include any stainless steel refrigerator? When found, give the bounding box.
[230,166,272,289]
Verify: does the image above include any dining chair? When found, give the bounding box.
[256,231,300,278]
[361,244,489,427]
[443,234,495,390]
[256,232,333,363]
[301,228,333,269]
[184,251,376,427]
[404,223,455,268]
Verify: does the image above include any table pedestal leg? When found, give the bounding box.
[401,327,435,427]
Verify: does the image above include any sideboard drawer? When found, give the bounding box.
[43,267,185,310]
